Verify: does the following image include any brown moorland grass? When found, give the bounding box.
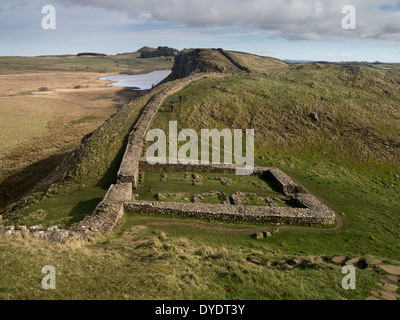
[0,72,135,207]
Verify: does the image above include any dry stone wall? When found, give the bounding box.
[139,158,259,175]
[136,160,336,225]
[217,49,253,74]
[124,199,335,225]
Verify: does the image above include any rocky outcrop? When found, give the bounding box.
[168,49,224,79]
[139,46,179,58]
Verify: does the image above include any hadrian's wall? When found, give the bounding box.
[217,49,253,74]
[0,73,224,243]
[117,73,219,188]
[139,158,263,175]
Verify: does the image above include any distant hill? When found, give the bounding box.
[284,59,316,64]
[139,46,179,59]
[137,46,157,53]
[77,52,107,57]
[0,49,174,75]
[284,59,400,72]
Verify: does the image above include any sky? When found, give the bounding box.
[1,0,400,62]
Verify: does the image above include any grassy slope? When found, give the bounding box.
[1,51,399,300]
[0,226,382,300]
[150,65,400,261]
[228,50,288,73]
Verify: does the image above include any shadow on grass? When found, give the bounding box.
[258,172,285,194]
[67,198,103,227]
[96,144,126,189]
[0,152,66,211]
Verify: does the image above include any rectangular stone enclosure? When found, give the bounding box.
[121,160,336,226]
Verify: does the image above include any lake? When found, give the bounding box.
[99,69,172,90]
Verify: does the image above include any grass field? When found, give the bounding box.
[0,213,386,300]
[0,53,173,75]
[136,172,292,207]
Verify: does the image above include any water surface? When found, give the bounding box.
[99,69,171,90]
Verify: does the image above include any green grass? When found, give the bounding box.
[71,116,97,125]
[0,215,384,300]
[10,185,107,229]
[122,151,400,263]
[153,68,400,168]
[136,172,291,207]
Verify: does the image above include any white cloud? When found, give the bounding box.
[54,0,400,41]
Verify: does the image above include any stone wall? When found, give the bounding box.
[1,73,224,243]
[70,183,132,235]
[217,48,252,74]
[124,199,335,225]
[0,66,338,243]
[132,160,336,225]
[139,158,262,175]
[262,168,304,196]
[117,74,219,188]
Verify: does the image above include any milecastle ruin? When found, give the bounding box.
[0,49,336,243]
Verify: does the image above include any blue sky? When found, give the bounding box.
[1,0,400,62]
